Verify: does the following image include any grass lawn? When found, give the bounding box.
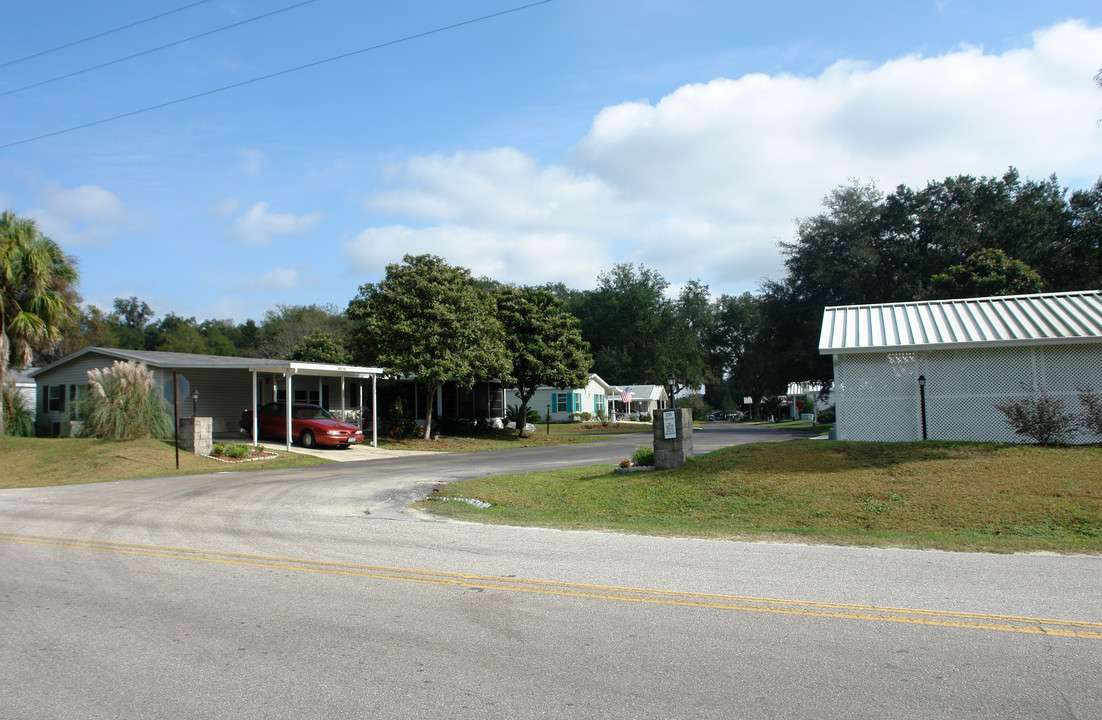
[421,440,1102,554]
[0,436,331,489]
[381,422,652,452]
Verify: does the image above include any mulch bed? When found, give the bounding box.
[207,449,278,463]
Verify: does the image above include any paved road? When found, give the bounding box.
[2,424,1100,719]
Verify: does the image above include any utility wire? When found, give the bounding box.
[1,0,555,150]
[0,0,216,69]
[1,0,323,98]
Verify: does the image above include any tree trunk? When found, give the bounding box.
[422,380,438,440]
[515,386,535,438]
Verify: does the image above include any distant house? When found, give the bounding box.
[29,347,385,447]
[819,290,1102,443]
[515,373,617,422]
[611,384,670,420]
[6,367,37,419]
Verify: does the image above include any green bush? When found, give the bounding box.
[78,360,173,440]
[632,445,655,466]
[2,380,34,437]
[818,410,836,424]
[506,404,540,426]
[996,393,1076,445]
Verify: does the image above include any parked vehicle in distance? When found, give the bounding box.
[240,402,364,448]
[707,411,726,421]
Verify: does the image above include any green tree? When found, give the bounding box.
[290,330,351,364]
[666,279,715,397]
[347,254,511,440]
[569,263,674,385]
[0,211,80,435]
[710,293,783,420]
[257,303,349,359]
[928,248,1045,299]
[496,286,591,438]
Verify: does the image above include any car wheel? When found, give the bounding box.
[300,429,316,448]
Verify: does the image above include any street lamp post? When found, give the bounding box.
[917,375,927,441]
[191,389,200,418]
[667,374,676,411]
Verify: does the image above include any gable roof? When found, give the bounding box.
[819,290,1102,355]
[29,347,385,379]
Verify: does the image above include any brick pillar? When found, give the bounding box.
[179,417,213,456]
[652,408,694,469]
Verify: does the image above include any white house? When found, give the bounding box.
[611,384,669,420]
[514,373,617,422]
[819,290,1102,443]
[29,347,385,448]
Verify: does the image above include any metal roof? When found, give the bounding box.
[29,347,385,378]
[819,290,1102,354]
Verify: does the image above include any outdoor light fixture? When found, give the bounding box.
[917,375,927,441]
[191,389,200,418]
[667,374,676,410]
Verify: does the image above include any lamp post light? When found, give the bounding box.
[546,404,551,435]
[917,375,927,441]
[191,389,200,418]
[667,374,676,411]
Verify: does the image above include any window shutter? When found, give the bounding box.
[551,393,557,412]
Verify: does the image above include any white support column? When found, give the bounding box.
[371,375,377,447]
[251,370,258,447]
[340,376,346,420]
[317,376,323,407]
[285,371,293,451]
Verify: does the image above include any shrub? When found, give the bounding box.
[1078,387,1102,439]
[79,360,173,440]
[580,411,592,422]
[632,445,655,466]
[223,442,251,459]
[505,404,540,426]
[596,409,610,428]
[817,410,836,424]
[2,380,34,437]
[995,393,1077,445]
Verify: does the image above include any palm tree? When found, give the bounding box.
[0,211,79,435]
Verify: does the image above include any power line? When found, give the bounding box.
[1,0,555,150]
[1,0,323,98]
[0,0,216,69]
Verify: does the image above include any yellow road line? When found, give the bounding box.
[3,531,1100,639]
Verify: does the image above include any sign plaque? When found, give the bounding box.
[662,409,677,439]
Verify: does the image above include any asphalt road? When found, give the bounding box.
[2,424,1100,719]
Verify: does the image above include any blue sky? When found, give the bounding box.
[2,0,1101,324]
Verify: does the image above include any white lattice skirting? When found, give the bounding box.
[833,343,1102,443]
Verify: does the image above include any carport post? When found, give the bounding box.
[371,374,377,447]
[284,371,293,451]
[251,370,258,447]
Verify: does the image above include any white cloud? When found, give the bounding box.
[228,202,322,244]
[26,182,140,247]
[349,20,1102,293]
[238,148,266,176]
[212,197,240,218]
[251,266,302,291]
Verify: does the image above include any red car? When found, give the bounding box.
[240,402,364,449]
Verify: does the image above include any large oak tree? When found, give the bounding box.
[347,254,510,439]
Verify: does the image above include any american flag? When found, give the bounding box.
[620,387,633,404]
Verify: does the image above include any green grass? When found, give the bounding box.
[380,422,651,452]
[421,440,1102,554]
[0,435,331,489]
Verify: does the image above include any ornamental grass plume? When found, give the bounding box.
[80,360,173,440]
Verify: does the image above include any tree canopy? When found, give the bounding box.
[347,254,510,439]
[496,285,591,437]
[1,211,79,434]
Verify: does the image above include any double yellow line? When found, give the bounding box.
[3,531,1100,639]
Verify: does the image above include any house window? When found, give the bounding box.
[48,385,64,413]
[554,393,568,413]
[594,394,604,413]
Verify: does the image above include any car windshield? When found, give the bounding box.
[293,406,335,420]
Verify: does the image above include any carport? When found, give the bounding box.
[247,360,386,451]
[29,348,386,448]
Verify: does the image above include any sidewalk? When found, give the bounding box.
[253,439,438,462]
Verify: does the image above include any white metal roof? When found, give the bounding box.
[29,347,385,378]
[819,290,1102,354]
